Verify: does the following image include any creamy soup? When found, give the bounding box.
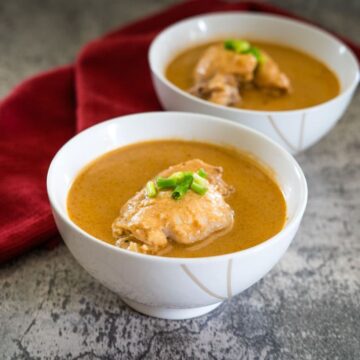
[67,140,286,258]
[166,41,340,111]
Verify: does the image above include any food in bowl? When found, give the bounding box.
[67,140,286,258]
[166,39,340,111]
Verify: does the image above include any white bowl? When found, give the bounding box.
[149,13,359,154]
[47,112,307,319]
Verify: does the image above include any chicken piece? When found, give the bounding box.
[115,236,154,255]
[189,73,241,106]
[190,44,291,103]
[112,159,234,254]
[193,45,257,82]
[254,52,291,93]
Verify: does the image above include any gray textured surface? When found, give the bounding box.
[0,1,359,359]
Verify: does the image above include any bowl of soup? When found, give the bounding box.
[47,112,307,319]
[149,13,359,154]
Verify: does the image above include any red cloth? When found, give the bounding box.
[1,0,359,263]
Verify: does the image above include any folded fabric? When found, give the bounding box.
[0,0,359,263]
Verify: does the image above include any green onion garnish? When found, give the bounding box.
[224,39,250,53]
[224,39,266,65]
[224,39,234,50]
[156,177,177,189]
[191,181,208,195]
[197,168,207,178]
[243,46,260,61]
[244,46,267,64]
[168,171,185,183]
[172,173,193,200]
[191,173,208,195]
[258,51,267,65]
[151,169,209,200]
[193,173,208,187]
[145,181,157,198]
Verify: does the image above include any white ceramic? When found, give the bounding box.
[149,13,359,154]
[47,112,307,320]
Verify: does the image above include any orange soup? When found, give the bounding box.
[67,140,286,258]
[166,41,340,111]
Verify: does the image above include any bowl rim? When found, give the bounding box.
[47,111,308,264]
[148,11,360,115]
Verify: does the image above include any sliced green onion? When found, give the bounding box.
[192,173,208,187]
[224,39,237,52]
[152,169,209,200]
[224,39,251,53]
[233,40,251,53]
[145,181,157,198]
[243,46,266,64]
[168,171,185,184]
[172,173,193,200]
[197,168,207,178]
[191,181,208,195]
[156,177,177,189]
[224,39,266,64]
[244,46,259,60]
[191,173,208,195]
[224,39,236,51]
[258,51,267,65]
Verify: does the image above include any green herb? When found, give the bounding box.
[156,177,177,189]
[243,46,259,61]
[191,181,208,195]
[168,171,185,183]
[197,168,207,178]
[172,173,193,200]
[258,51,267,65]
[224,39,250,53]
[244,46,267,64]
[224,39,266,65]
[145,181,157,198]
[152,169,209,200]
[191,173,208,195]
[192,173,208,187]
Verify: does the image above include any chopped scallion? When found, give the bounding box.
[244,46,266,64]
[224,39,251,53]
[258,52,267,65]
[193,173,208,187]
[197,168,207,178]
[172,173,193,200]
[191,173,208,195]
[191,181,208,195]
[224,39,235,50]
[151,169,210,200]
[156,177,177,189]
[145,181,157,198]
[168,171,185,184]
[224,39,266,65]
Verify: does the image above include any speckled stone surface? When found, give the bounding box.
[0,1,359,359]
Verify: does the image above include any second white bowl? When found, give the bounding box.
[149,12,359,154]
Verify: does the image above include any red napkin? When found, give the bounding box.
[1,0,359,263]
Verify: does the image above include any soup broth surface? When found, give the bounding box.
[67,140,286,258]
[166,41,340,111]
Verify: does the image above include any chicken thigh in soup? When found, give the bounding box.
[67,140,287,258]
[166,40,340,111]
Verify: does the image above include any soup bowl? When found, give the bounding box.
[149,13,359,154]
[47,112,307,319]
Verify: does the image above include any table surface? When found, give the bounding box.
[1,1,359,359]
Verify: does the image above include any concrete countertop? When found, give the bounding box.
[0,1,359,359]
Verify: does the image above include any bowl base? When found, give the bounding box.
[122,298,222,320]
